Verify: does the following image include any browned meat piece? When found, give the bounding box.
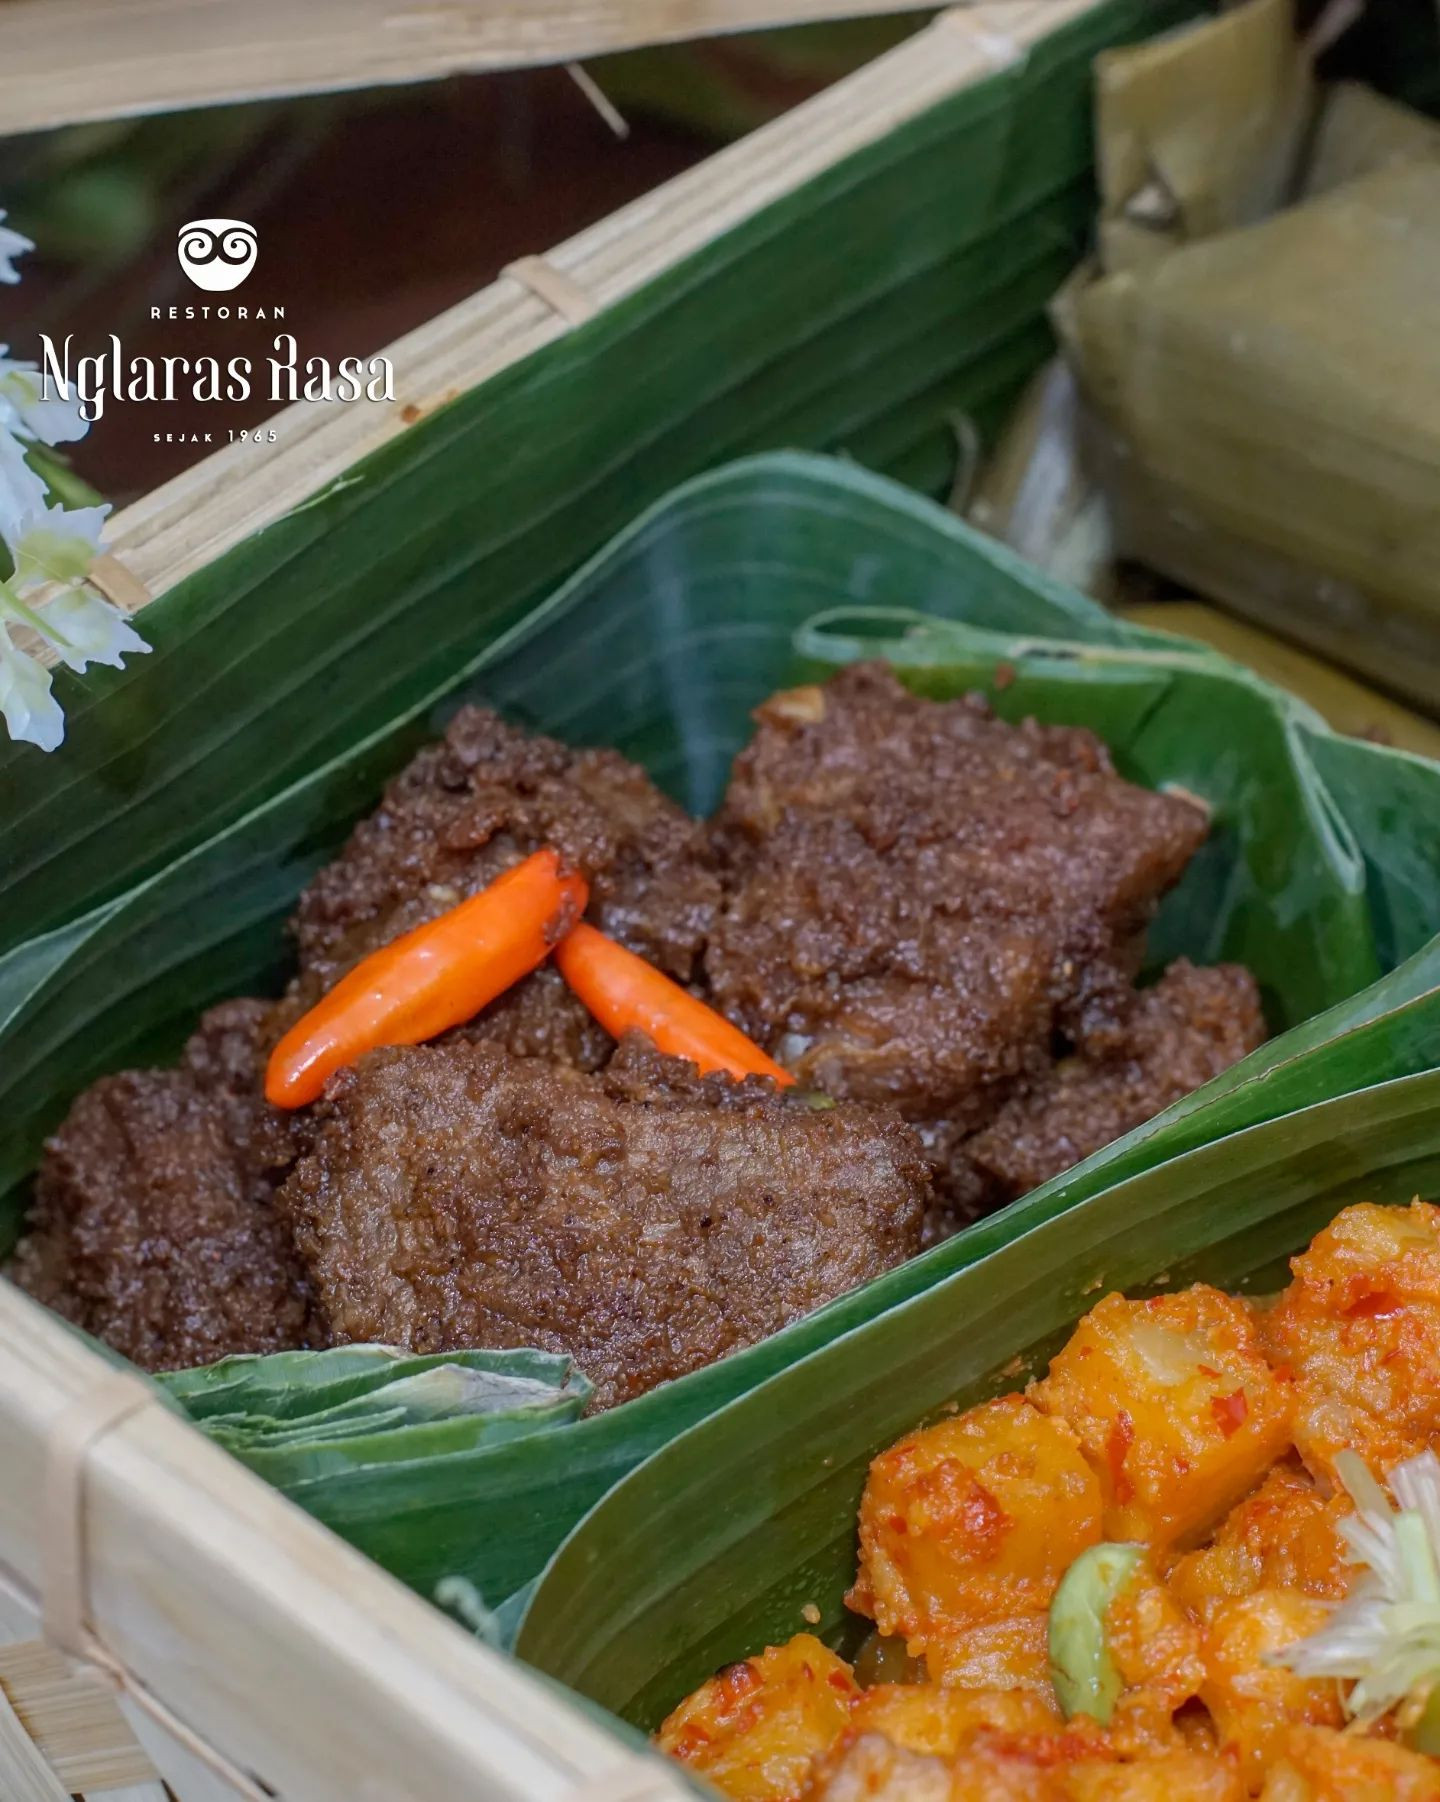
[10,1002,315,1371]
[708,664,1211,1129]
[946,959,1266,1231]
[277,1034,928,1410]
[286,707,719,1069]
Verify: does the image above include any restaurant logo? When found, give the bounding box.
[36,213,393,426]
[177,217,258,292]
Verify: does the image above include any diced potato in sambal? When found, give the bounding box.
[1267,1201,1440,1485]
[656,1635,858,1800]
[1030,1288,1292,1547]
[657,1201,1440,1800]
[850,1396,1103,1651]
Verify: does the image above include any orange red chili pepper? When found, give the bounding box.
[554,921,794,1087]
[265,848,588,1108]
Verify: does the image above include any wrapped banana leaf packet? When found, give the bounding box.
[1053,0,1440,712]
[4,7,1440,1784]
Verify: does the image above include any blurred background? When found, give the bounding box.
[0,15,925,502]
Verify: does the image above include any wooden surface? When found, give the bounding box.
[0,0,940,131]
[0,1280,688,1802]
[23,0,1075,669]
[0,1639,156,1793]
[1119,601,1440,758]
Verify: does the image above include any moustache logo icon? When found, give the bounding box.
[177,218,258,292]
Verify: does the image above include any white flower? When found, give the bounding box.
[0,211,31,284]
[0,225,144,750]
[0,424,147,747]
[0,346,88,445]
[1280,1449,1440,1744]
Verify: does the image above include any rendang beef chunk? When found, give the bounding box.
[275,1034,927,1410]
[706,664,1263,1234]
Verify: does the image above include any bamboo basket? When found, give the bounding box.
[4,2,1431,1797]
[0,6,1134,1794]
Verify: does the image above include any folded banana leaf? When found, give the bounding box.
[1061,160,1440,713]
[516,1065,1440,1726]
[3,452,1440,1609]
[158,1346,590,1480]
[1093,0,1312,273]
[1117,600,1440,762]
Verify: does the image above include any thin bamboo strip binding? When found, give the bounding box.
[28,1370,270,1800]
[41,1370,155,1659]
[502,257,601,326]
[16,554,154,672]
[86,555,155,622]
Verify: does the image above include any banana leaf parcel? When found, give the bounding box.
[7,453,1440,1615]
[1059,0,1440,712]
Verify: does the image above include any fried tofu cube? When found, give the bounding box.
[657,1634,858,1801]
[850,1396,1103,1658]
[849,1684,1060,1758]
[1031,1288,1293,1547]
[1258,1725,1440,1800]
[1266,1202,1440,1484]
[1167,1465,1351,1621]
[1199,1590,1344,1791]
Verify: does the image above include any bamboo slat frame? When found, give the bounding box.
[0,0,936,132]
[0,1281,690,1801]
[1,4,1099,1794]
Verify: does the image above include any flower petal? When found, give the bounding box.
[37,587,149,672]
[11,506,110,590]
[0,628,64,750]
[0,423,53,553]
[0,355,89,445]
[0,214,33,285]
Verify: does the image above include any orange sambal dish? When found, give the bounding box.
[657,1200,1440,1800]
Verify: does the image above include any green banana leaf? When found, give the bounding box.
[4,452,1440,1610]
[159,1345,590,1479]
[516,1066,1440,1727]
[0,0,1195,957]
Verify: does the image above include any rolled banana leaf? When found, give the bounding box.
[1302,80,1440,200]
[516,1065,1440,1726]
[3,452,1440,1608]
[158,1346,591,1480]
